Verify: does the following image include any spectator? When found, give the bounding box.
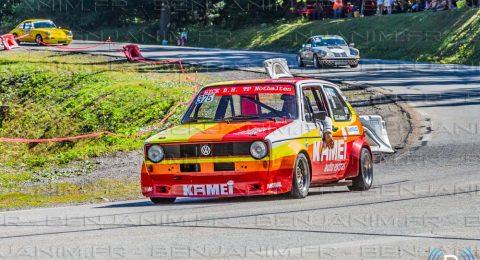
[385,0,394,13]
[377,0,385,15]
[436,0,448,9]
[313,1,324,19]
[180,30,188,46]
[333,0,344,18]
[345,2,355,17]
[411,0,419,11]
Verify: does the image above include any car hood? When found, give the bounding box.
[146,120,294,144]
[313,46,358,56]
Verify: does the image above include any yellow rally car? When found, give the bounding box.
[141,59,393,204]
[10,19,73,46]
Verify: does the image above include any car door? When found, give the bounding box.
[320,85,354,179]
[301,85,337,183]
[22,22,34,42]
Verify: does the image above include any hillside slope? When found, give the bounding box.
[191,9,480,65]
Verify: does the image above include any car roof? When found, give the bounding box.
[23,19,52,23]
[204,78,335,88]
[311,35,344,39]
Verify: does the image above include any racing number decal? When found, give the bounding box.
[196,93,215,104]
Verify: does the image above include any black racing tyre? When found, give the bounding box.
[348,148,373,191]
[290,153,311,198]
[297,55,305,67]
[35,35,43,46]
[12,33,20,45]
[150,197,176,204]
[313,55,322,69]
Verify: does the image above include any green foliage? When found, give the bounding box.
[0,51,195,171]
[188,9,480,66]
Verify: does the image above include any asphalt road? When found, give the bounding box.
[3,41,480,259]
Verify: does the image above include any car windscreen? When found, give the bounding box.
[182,84,298,123]
[312,37,347,47]
[33,21,57,29]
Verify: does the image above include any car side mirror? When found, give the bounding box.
[313,111,327,121]
[349,43,355,47]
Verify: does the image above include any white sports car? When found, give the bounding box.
[297,35,360,68]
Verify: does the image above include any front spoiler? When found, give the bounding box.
[141,171,292,198]
[320,58,359,66]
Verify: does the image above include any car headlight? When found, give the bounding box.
[250,141,267,159]
[318,50,327,57]
[350,48,359,56]
[147,145,164,163]
[68,31,73,36]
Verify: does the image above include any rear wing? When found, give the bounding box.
[360,115,394,153]
[264,58,293,79]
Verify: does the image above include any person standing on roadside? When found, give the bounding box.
[376,0,385,15]
[333,0,344,18]
[180,30,188,46]
[313,1,324,19]
[385,0,394,14]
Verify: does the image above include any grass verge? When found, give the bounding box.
[0,50,198,209]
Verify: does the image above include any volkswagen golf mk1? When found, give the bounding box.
[140,75,392,203]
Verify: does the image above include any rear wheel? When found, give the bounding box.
[290,153,311,198]
[150,197,176,204]
[348,148,373,191]
[35,35,43,46]
[297,55,305,67]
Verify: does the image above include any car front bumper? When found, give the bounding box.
[141,166,293,198]
[320,58,359,66]
[43,36,73,45]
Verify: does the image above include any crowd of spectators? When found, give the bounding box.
[294,0,471,19]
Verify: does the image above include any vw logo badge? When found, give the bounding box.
[200,145,211,156]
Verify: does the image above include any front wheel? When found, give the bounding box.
[297,55,305,67]
[290,153,311,198]
[313,55,322,69]
[150,197,176,204]
[348,148,373,191]
[35,35,43,46]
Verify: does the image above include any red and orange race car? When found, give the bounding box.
[141,60,393,203]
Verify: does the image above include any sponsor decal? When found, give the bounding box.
[200,84,295,96]
[183,181,234,196]
[267,182,282,189]
[233,127,275,136]
[313,138,347,162]
[324,162,346,173]
[347,126,360,135]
